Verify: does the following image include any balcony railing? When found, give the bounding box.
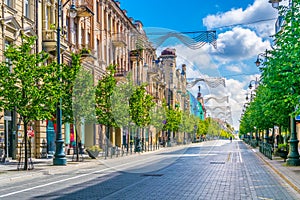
[114,69,128,81]
[114,71,126,77]
[147,67,159,75]
[42,30,68,54]
[76,0,94,17]
[112,34,127,47]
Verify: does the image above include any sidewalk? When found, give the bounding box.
[0,154,100,182]
[250,145,300,194]
[0,146,173,183]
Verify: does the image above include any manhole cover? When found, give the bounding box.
[141,174,163,177]
[210,161,225,164]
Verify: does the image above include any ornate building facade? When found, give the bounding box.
[0,0,192,159]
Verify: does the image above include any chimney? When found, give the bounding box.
[115,1,121,7]
[181,64,186,75]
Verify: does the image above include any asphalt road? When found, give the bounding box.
[0,140,299,200]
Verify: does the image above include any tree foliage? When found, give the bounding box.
[95,65,117,127]
[61,53,81,123]
[240,2,300,133]
[111,74,135,128]
[129,84,155,127]
[163,103,182,132]
[0,35,60,169]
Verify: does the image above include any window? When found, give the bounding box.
[4,0,13,7]
[45,5,51,29]
[96,1,101,22]
[24,0,30,18]
[66,17,70,41]
[108,15,111,32]
[81,27,85,46]
[97,39,100,59]
[5,40,12,73]
[74,21,78,45]
[87,32,91,48]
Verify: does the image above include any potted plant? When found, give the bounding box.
[277,143,288,162]
[80,47,91,55]
[50,24,56,30]
[86,145,102,159]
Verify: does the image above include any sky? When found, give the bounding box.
[119,0,284,130]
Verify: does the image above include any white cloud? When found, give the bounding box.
[225,78,248,130]
[161,44,221,77]
[203,0,278,37]
[225,65,242,73]
[213,27,271,62]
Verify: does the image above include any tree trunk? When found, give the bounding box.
[75,121,80,162]
[105,126,110,159]
[23,120,28,170]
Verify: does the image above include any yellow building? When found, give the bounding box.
[0,0,192,160]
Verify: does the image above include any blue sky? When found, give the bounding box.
[119,0,282,129]
[122,0,255,31]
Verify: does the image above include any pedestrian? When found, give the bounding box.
[230,136,232,142]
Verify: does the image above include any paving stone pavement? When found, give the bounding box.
[100,141,298,200]
[1,140,300,200]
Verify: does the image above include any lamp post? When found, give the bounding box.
[269,0,300,166]
[53,0,76,165]
[194,125,197,143]
[181,92,188,144]
[167,72,173,147]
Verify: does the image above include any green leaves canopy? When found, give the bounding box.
[240,2,300,133]
[0,36,60,123]
[95,65,117,127]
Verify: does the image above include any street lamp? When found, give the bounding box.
[53,0,77,166]
[269,0,282,8]
[254,50,268,67]
[248,77,259,90]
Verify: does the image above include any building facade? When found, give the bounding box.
[0,0,193,159]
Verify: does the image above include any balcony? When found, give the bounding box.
[147,67,158,75]
[112,34,127,47]
[114,70,128,82]
[76,0,94,17]
[152,92,159,100]
[130,49,142,61]
[78,45,96,61]
[42,30,68,55]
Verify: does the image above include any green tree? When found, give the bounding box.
[61,53,81,123]
[180,111,199,142]
[0,36,60,170]
[129,84,155,127]
[72,67,96,161]
[95,65,117,156]
[150,105,166,146]
[129,84,155,151]
[163,103,182,144]
[111,74,135,129]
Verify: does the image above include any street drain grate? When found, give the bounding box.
[210,161,225,164]
[141,174,163,177]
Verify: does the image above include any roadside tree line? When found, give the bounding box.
[239,2,300,142]
[0,35,233,169]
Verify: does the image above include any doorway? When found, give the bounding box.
[4,115,13,158]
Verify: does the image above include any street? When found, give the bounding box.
[0,140,299,200]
